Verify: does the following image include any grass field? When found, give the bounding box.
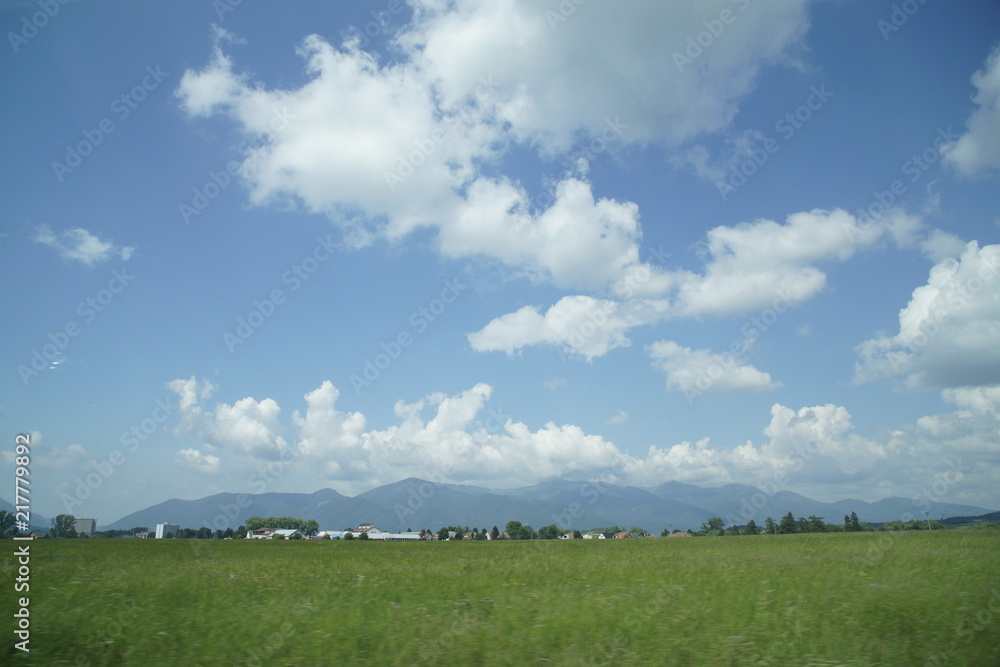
[3,531,999,666]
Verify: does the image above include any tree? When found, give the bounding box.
[699,517,725,536]
[744,519,759,535]
[538,524,560,540]
[343,531,355,540]
[764,517,776,534]
[357,530,369,540]
[778,512,797,534]
[0,510,16,538]
[850,512,861,532]
[491,526,500,539]
[573,530,583,539]
[807,516,826,533]
[302,519,319,537]
[51,514,77,538]
[843,514,852,531]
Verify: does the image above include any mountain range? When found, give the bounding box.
[102,478,998,534]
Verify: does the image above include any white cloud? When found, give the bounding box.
[468,295,669,360]
[605,410,629,426]
[942,44,1000,177]
[468,207,932,361]
[32,225,134,267]
[175,1,812,293]
[854,242,1000,390]
[162,378,999,507]
[404,0,810,153]
[0,431,89,469]
[647,340,781,397]
[175,448,221,475]
[168,379,290,460]
[291,381,367,476]
[672,208,914,317]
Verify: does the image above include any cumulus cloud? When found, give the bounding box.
[175,448,221,475]
[942,44,1000,177]
[468,296,669,360]
[672,208,917,317]
[168,379,290,460]
[647,340,781,397]
[854,242,1000,390]
[33,225,134,267]
[470,207,924,360]
[174,1,811,293]
[162,378,999,506]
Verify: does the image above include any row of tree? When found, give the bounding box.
[8,510,984,540]
[693,511,948,536]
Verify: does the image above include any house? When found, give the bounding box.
[314,531,346,540]
[271,529,303,540]
[669,531,691,538]
[600,532,615,539]
[582,532,599,539]
[247,529,274,539]
[615,532,630,539]
[350,524,383,538]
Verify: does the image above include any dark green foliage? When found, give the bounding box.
[50,513,78,538]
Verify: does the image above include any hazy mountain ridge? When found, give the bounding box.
[103,478,997,533]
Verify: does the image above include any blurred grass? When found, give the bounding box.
[1,531,998,666]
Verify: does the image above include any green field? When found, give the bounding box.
[3,531,999,666]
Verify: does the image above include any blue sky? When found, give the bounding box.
[3,0,999,526]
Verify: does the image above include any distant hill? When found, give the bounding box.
[0,497,49,532]
[103,479,998,534]
[940,511,1000,525]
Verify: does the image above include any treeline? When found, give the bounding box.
[695,511,951,536]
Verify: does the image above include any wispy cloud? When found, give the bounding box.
[33,225,134,267]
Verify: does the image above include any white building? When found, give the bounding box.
[155,523,180,539]
[73,518,96,536]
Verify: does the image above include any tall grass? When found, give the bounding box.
[2,531,998,665]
